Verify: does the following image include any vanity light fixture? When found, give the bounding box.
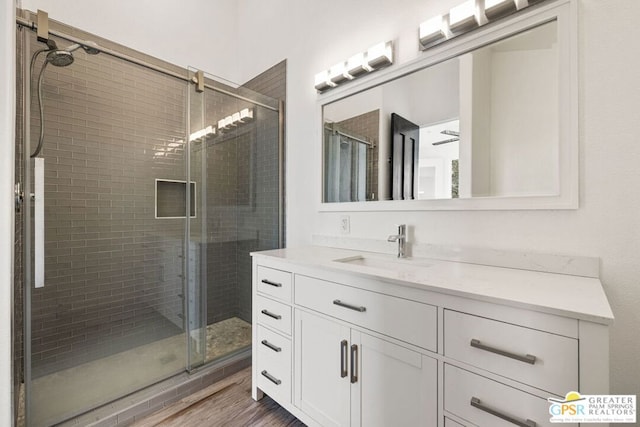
[418,0,548,50]
[217,107,255,132]
[449,0,479,33]
[218,116,233,129]
[484,0,518,19]
[329,62,353,85]
[314,70,337,92]
[239,107,254,122]
[315,41,394,93]
[367,41,394,69]
[346,52,372,78]
[419,15,446,47]
[189,125,215,142]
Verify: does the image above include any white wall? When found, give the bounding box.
[1,0,15,424]
[489,41,559,196]
[234,0,640,396]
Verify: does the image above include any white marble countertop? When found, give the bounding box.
[252,246,614,325]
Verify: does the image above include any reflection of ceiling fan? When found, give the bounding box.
[432,130,460,146]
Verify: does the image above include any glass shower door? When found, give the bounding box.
[187,69,282,370]
[23,31,189,426]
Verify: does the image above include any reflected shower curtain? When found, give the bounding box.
[324,133,367,202]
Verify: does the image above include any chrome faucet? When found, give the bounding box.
[387,224,407,258]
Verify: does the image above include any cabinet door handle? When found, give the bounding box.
[350,344,358,384]
[471,397,536,427]
[333,299,366,312]
[261,279,282,287]
[470,339,537,365]
[261,309,282,320]
[261,370,282,386]
[340,340,348,378]
[261,339,282,352]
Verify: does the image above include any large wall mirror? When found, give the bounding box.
[320,0,577,211]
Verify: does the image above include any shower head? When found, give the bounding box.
[81,41,101,55]
[46,49,74,67]
[45,41,101,67]
[66,42,101,55]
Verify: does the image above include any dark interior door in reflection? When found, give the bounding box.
[391,113,420,200]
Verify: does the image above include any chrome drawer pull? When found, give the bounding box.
[261,370,281,385]
[470,339,537,365]
[333,299,366,312]
[261,279,282,287]
[340,340,348,378]
[261,309,282,320]
[471,397,536,427]
[350,344,358,384]
[261,340,282,352]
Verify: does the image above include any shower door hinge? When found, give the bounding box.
[36,10,50,43]
[193,70,205,93]
[15,182,24,213]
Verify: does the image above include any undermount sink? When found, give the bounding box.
[333,255,433,273]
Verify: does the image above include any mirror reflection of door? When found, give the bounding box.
[391,113,419,200]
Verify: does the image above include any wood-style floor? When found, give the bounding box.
[132,367,306,427]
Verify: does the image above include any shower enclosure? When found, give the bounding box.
[15,13,283,427]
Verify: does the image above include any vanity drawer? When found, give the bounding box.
[445,364,576,427]
[257,265,292,302]
[295,275,437,351]
[257,325,291,370]
[444,418,465,427]
[256,295,292,336]
[444,310,578,395]
[256,325,291,403]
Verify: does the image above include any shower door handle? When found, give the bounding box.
[34,158,45,288]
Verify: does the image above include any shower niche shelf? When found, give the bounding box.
[155,179,196,219]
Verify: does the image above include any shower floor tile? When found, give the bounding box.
[205,317,252,362]
[18,317,252,427]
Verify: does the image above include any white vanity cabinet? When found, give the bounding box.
[294,302,438,427]
[251,247,613,427]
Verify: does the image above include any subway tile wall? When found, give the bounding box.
[198,61,286,325]
[23,30,188,378]
[15,19,284,407]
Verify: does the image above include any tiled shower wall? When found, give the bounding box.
[19,28,188,378]
[15,16,285,385]
[201,61,286,325]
